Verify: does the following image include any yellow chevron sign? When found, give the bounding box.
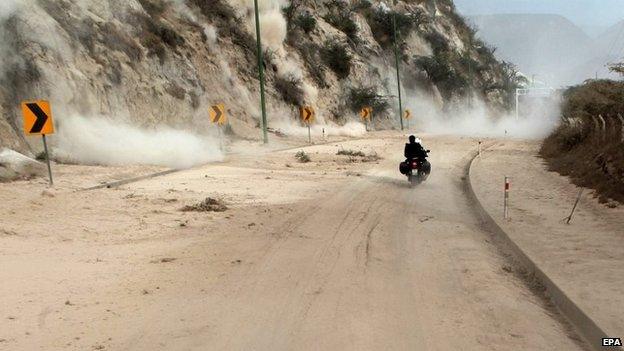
[300,106,315,124]
[209,103,227,125]
[360,107,372,120]
[21,100,54,135]
[404,109,412,120]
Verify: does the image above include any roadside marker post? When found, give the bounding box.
[21,100,54,186]
[504,176,510,220]
[478,141,482,158]
[300,106,315,144]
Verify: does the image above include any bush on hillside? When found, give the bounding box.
[295,13,317,34]
[414,54,468,99]
[321,40,352,79]
[134,11,185,61]
[366,7,427,47]
[561,80,624,119]
[188,0,256,53]
[275,74,305,106]
[541,79,624,203]
[138,0,169,18]
[348,86,390,115]
[424,31,450,55]
[141,32,167,63]
[286,36,327,87]
[323,0,359,42]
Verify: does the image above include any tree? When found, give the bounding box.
[609,62,624,77]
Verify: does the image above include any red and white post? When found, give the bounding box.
[504,176,510,220]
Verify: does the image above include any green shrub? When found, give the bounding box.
[321,40,352,79]
[287,36,327,87]
[188,0,256,53]
[337,149,365,157]
[366,7,426,47]
[141,32,167,63]
[323,0,358,41]
[295,13,317,34]
[552,125,587,152]
[295,151,311,163]
[138,0,168,17]
[348,86,390,115]
[424,31,449,55]
[561,80,624,120]
[474,39,497,65]
[134,10,184,63]
[414,54,468,99]
[609,62,624,76]
[188,0,238,21]
[275,74,305,106]
[353,0,372,11]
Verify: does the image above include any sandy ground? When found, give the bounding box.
[471,140,624,341]
[0,133,592,350]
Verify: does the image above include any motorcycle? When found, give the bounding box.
[399,150,431,186]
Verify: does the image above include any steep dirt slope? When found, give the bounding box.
[0,0,515,155]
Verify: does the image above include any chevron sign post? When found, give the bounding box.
[21,100,54,186]
[300,106,315,143]
[210,104,228,150]
[360,107,372,131]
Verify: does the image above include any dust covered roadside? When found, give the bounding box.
[0,134,393,350]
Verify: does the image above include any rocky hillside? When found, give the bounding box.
[0,0,517,155]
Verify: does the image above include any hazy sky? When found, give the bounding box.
[453,0,624,28]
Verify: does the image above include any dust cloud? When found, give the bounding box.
[274,120,367,138]
[404,92,561,139]
[53,115,223,169]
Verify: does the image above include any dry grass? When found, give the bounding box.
[181,198,228,212]
[541,80,624,203]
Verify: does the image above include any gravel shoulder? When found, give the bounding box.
[470,140,624,343]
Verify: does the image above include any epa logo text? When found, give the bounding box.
[602,338,622,347]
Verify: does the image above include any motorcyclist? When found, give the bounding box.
[404,135,428,161]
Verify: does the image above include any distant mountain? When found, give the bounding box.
[594,20,624,59]
[469,14,595,86]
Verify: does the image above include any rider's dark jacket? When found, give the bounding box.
[404,142,427,160]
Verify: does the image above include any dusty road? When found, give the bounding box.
[1,134,589,350]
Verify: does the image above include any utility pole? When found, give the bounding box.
[467,35,474,107]
[393,0,404,131]
[515,88,520,120]
[253,0,269,144]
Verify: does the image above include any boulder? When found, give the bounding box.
[0,148,47,182]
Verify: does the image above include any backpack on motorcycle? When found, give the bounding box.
[421,160,431,174]
[399,161,410,175]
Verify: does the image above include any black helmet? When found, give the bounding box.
[409,135,416,143]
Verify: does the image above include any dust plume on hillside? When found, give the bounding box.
[53,115,223,169]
